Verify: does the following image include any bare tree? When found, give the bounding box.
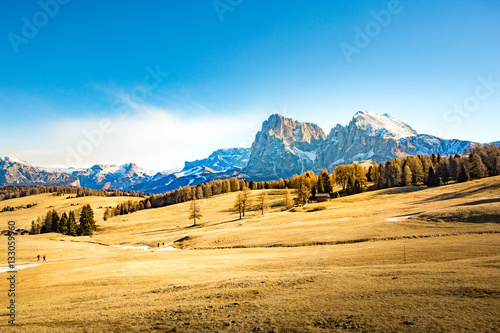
[255,191,270,215]
[189,198,202,226]
[234,186,252,219]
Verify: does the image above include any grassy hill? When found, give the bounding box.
[0,177,499,332]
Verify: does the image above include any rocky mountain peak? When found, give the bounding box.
[245,115,326,178]
[262,114,326,144]
[351,110,417,139]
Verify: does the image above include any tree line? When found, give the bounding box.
[30,204,96,236]
[367,145,499,190]
[107,145,500,219]
[0,184,143,202]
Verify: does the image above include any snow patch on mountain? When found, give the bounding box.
[292,147,317,162]
[352,149,374,161]
[353,111,417,139]
[0,156,29,165]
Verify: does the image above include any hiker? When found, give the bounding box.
[37,254,40,261]
[158,243,160,248]
[43,255,46,261]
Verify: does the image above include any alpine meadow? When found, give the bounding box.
[1,1,500,332]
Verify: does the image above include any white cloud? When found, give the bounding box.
[1,106,266,170]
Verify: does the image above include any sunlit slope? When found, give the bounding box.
[0,193,142,230]
[87,176,500,249]
[0,177,499,332]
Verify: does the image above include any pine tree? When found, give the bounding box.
[59,212,68,234]
[469,153,487,179]
[50,210,60,233]
[189,198,202,226]
[427,166,439,187]
[78,204,96,236]
[43,211,52,233]
[67,211,77,236]
[318,169,332,194]
[458,160,471,183]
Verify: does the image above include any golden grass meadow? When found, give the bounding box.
[1,177,499,332]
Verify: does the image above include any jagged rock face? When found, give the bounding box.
[316,111,473,169]
[246,114,326,178]
[0,157,79,186]
[2,111,491,193]
[183,148,250,172]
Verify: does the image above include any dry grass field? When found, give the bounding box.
[1,176,499,332]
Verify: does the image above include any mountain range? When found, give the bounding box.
[2,111,498,194]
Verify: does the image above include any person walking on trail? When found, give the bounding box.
[43,255,46,261]
[37,254,40,261]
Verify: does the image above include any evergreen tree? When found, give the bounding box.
[469,153,487,179]
[318,169,332,194]
[189,198,202,226]
[458,160,471,183]
[78,204,96,236]
[51,210,60,233]
[59,212,68,234]
[43,211,52,233]
[427,166,439,187]
[67,211,77,236]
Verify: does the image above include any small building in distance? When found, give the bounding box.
[315,193,330,202]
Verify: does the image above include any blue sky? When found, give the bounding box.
[1,0,499,170]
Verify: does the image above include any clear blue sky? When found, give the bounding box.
[1,0,499,170]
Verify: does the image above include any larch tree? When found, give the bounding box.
[233,186,252,219]
[234,192,244,219]
[403,165,413,186]
[283,188,294,210]
[189,197,202,226]
[297,184,311,206]
[255,191,270,215]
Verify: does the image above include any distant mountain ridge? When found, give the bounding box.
[0,156,79,187]
[1,111,498,193]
